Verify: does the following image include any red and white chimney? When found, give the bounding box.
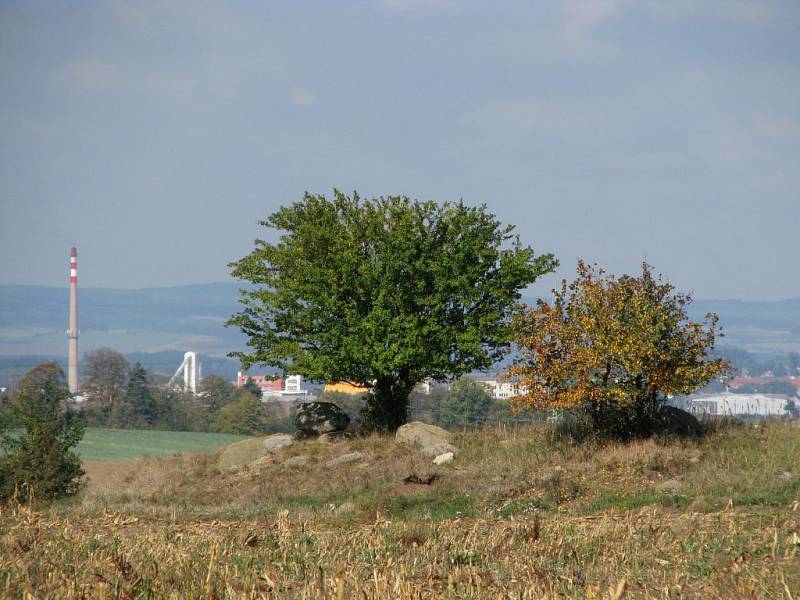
[67,246,79,394]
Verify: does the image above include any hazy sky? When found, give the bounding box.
[1,1,799,300]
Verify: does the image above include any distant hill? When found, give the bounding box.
[519,295,800,358]
[0,283,249,357]
[1,283,798,374]
[688,298,800,357]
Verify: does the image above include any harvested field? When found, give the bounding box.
[1,421,799,597]
[2,503,797,598]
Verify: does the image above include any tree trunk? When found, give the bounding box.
[361,375,414,432]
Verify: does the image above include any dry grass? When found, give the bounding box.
[2,421,799,597]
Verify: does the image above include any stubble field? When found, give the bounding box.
[1,421,799,598]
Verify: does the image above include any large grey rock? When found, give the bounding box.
[432,452,454,465]
[421,443,459,458]
[263,433,294,452]
[325,452,363,467]
[319,430,353,443]
[395,422,452,448]
[217,434,294,472]
[659,406,703,436]
[295,402,350,435]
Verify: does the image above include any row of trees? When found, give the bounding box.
[79,346,533,435]
[78,349,273,435]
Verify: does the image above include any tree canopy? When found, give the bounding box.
[509,261,729,438]
[229,190,557,430]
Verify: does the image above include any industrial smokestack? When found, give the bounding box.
[67,246,78,394]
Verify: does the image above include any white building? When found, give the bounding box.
[479,380,523,400]
[669,393,788,418]
[265,374,309,401]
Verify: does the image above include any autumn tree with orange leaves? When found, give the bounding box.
[509,261,729,438]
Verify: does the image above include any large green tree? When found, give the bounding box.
[0,363,85,502]
[229,191,557,430]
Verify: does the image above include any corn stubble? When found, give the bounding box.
[1,423,799,598]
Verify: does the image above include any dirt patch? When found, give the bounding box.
[82,461,137,494]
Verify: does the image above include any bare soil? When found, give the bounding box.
[82,460,136,493]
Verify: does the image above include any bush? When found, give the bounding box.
[211,392,269,435]
[0,363,85,503]
[439,378,495,429]
[510,261,728,440]
[546,411,593,444]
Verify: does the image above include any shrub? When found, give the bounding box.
[0,363,85,503]
[510,261,729,439]
[438,377,494,429]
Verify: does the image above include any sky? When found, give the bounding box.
[1,0,799,300]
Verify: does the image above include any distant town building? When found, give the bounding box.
[324,382,370,395]
[236,372,309,400]
[727,376,800,391]
[478,379,523,400]
[237,372,282,393]
[415,380,431,395]
[669,393,788,418]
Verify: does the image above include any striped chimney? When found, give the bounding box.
[67,246,78,394]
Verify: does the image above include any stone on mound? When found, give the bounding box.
[420,443,458,458]
[432,452,454,465]
[325,451,363,467]
[217,434,294,472]
[659,406,703,436]
[295,402,350,435]
[395,421,452,448]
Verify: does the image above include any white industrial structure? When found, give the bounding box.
[669,393,789,418]
[168,351,201,394]
[67,247,79,394]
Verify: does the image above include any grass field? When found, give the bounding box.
[74,427,249,461]
[1,421,799,597]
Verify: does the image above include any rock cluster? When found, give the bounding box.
[295,402,350,438]
[217,433,295,471]
[395,421,458,465]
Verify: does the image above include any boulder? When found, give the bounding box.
[319,430,353,443]
[325,452,364,468]
[420,443,459,458]
[295,402,350,435]
[263,433,294,452]
[395,422,452,448]
[432,452,454,465]
[217,434,294,472]
[659,406,703,436]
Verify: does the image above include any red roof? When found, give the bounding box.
[728,376,800,389]
[237,374,282,391]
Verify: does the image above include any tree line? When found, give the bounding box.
[76,348,283,435]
